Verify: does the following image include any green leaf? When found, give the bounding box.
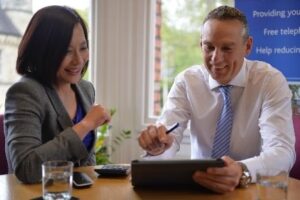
[116,136,122,142]
[94,108,133,165]
[113,140,120,145]
[99,124,109,134]
[122,130,131,135]
[110,108,116,116]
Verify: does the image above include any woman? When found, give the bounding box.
[4,5,111,183]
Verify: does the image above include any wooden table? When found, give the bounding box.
[0,166,299,200]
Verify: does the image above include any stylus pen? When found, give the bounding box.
[166,122,179,134]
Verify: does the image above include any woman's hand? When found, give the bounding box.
[73,104,111,139]
[83,104,111,128]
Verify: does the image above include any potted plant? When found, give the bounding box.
[95,108,131,164]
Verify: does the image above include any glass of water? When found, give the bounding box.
[256,168,288,200]
[42,160,73,200]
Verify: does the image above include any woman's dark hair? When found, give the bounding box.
[16,5,89,86]
[203,5,249,41]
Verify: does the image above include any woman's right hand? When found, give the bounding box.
[73,104,111,139]
[84,104,111,128]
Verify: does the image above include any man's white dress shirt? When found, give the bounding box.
[155,58,295,182]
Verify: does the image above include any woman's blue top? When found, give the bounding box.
[72,103,95,151]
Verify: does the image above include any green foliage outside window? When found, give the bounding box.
[160,0,234,89]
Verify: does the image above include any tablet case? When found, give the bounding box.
[131,159,225,188]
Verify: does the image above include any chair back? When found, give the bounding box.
[290,114,300,180]
[0,114,8,174]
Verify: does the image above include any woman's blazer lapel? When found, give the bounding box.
[44,86,73,130]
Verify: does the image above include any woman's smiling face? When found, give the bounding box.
[56,23,89,87]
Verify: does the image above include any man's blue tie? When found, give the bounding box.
[211,85,233,158]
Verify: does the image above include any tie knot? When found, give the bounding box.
[219,85,232,97]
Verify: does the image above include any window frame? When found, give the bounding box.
[0,49,2,75]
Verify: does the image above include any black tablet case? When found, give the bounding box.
[131,159,225,188]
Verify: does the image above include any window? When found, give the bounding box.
[0,0,27,111]
[0,0,90,112]
[150,0,234,118]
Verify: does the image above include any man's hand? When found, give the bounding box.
[192,156,243,193]
[138,124,174,156]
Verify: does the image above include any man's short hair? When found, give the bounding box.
[203,5,249,41]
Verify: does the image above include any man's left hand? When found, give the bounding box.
[192,156,243,193]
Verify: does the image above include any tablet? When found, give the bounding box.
[131,159,225,188]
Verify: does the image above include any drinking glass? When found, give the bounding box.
[256,168,288,200]
[42,160,73,200]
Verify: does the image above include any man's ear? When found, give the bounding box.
[199,36,202,47]
[245,36,253,56]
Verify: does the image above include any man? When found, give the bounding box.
[138,5,295,193]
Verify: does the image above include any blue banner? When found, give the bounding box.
[235,0,300,81]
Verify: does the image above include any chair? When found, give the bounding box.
[0,114,8,174]
[290,114,300,180]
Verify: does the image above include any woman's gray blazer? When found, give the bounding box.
[4,76,96,183]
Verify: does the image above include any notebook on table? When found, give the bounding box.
[131,159,225,188]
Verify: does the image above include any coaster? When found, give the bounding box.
[31,196,79,200]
